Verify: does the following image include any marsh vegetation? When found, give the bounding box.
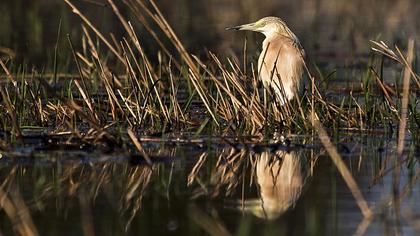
[0,0,419,235]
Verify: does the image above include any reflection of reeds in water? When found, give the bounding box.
[0,180,39,236]
[0,162,154,234]
[189,146,312,220]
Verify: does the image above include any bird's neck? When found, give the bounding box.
[262,31,300,50]
[262,32,281,50]
[262,29,280,40]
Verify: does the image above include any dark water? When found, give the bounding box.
[1,0,420,66]
[0,133,418,235]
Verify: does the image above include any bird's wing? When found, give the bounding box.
[259,35,305,101]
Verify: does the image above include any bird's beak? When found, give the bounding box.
[226,22,257,31]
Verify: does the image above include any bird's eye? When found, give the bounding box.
[259,22,266,27]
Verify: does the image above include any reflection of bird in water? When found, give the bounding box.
[190,147,309,220]
[237,150,308,220]
[227,17,305,106]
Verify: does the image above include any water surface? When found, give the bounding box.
[0,133,418,235]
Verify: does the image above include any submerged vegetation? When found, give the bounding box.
[0,0,419,235]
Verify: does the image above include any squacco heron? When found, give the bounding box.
[227,17,305,105]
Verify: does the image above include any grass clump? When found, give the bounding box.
[0,0,418,147]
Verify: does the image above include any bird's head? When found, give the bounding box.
[226,16,296,40]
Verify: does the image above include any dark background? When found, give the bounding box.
[0,0,419,69]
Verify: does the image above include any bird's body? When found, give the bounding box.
[227,17,305,105]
